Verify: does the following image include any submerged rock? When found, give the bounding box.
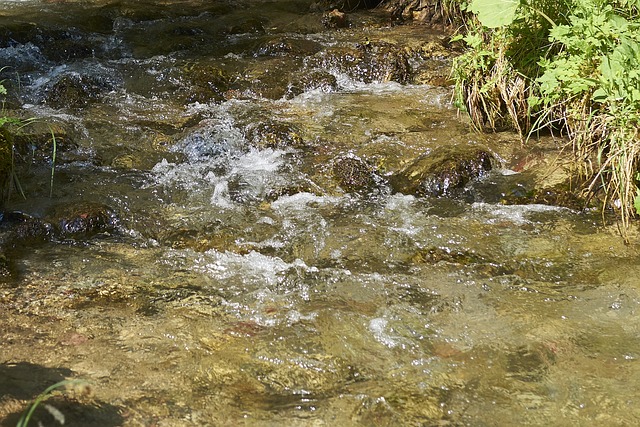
[390,145,495,197]
[254,37,323,57]
[232,57,301,100]
[1,211,55,243]
[45,74,113,109]
[51,202,119,237]
[181,64,231,104]
[0,203,119,245]
[0,249,13,280]
[0,128,13,202]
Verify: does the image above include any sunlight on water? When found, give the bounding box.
[1,1,640,426]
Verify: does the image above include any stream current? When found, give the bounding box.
[1,1,640,426]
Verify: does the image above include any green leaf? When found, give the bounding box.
[468,0,520,28]
[592,87,608,103]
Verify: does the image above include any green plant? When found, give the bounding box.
[0,78,59,201]
[453,0,640,240]
[16,379,90,427]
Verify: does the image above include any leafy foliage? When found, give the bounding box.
[468,0,520,28]
[452,0,640,240]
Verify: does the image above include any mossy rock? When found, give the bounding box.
[286,70,338,98]
[181,64,231,104]
[244,120,304,149]
[390,145,495,197]
[307,41,411,84]
[332,156,380,193]
[45,74,112,109]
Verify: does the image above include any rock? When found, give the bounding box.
[181,64,231,104]
[307,41,411,84]
[313,0,381,12]
[39,29,97,62]
[1,211,55,243]
[390,145,495,197]
[332,156,380,193]
[0,249,14,280]
[49,202,119,237]
[45,74,112,109]
[254,37,322,57]
[410,246,485,265]
[0,128,13,202]
[8,121,75,162]
[411,59,453,86]
[244,120,304,149]
[322,9,349,29]
[379,0,458,27]
[286,70,338,98]
[506,344,555,382]
[232,57,300,100]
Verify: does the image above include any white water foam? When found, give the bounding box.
[471,202,569,225]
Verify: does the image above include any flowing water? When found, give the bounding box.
[1,1,640,426]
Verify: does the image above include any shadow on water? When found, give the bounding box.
[0,362,123,427]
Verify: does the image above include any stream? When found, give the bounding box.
[1,1,640,426]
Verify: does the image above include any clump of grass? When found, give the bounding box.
[0,76,58,202]
[17,379,91,427]
[452,0,640,241]
[451,23,531,134]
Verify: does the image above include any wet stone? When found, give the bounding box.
[232,58,300,100]
[322,9,349,29]
[45,74,113,109]
[410,246,486,265]
[307,42,411,84]
[244,120,304,149]
[49,202,119,237]
[332,156,380,193]
[286,70,338,98]
[254,37,323,57]
[0,212,55,243]
[39,30,96,62]
[7,121,75,163]
[0,250,13,280]
[181,64,231,104]
[411,59,453,86]
[390,145,496,197]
